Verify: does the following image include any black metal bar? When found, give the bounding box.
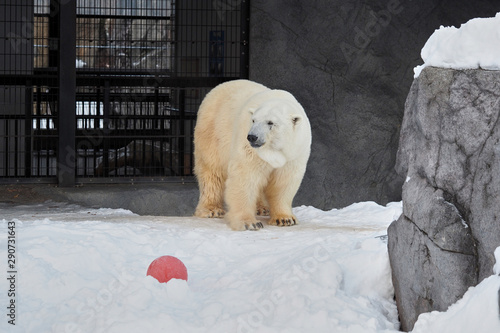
[75,14,172,21]
[74,176,196,185]
[35,88,41,130]
[240,0,250,79]
[56,0,76,186]
[179,89,186,176]
[3,121,9,176]
[48,0,58,68]
[24,81,32,177]
[95,85,101,129]
[154,87,159,129]
[14,120,18,177]
[0,177,58,184]
[0,74,240,88]
[102,80,110,176]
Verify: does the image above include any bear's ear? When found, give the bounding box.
[249,107,257,115]
[291,115,302,126]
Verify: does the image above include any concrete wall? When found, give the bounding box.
[249,0,499,210]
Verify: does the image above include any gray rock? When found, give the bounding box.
[388,67,500,331]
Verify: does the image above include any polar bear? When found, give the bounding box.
[193,80,311,231]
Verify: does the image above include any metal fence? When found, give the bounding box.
[0,0,249,185]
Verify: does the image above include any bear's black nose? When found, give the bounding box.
[247,134,258,143]
[247,134,262,148]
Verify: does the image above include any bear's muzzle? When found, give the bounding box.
[247,134,264,148]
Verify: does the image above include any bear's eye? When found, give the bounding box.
[267,121,274,126]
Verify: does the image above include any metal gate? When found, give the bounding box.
[0,0,249,185]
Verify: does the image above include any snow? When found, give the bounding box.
[412,273,500,333]
[414,12,500,77]
[494,247,500,275]
[1,201,499,332]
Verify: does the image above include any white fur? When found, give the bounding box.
[193,80,312,231]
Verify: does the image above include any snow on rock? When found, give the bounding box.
[494,247,500,275]
[414,13,500,77]
[411,264,500,333]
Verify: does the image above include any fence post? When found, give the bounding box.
[24,81,32,177]
[179,89,186,176]
[240,0,250,79]
[56,0,76,186]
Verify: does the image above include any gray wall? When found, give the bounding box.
[249,0,499,210]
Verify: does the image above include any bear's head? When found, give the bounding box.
[247,96,310,168]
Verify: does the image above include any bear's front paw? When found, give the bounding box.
[268,215,298,227]
[195,207,225,218]
[228,218,264,231]
[226,211,264,231]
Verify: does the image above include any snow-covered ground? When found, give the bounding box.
[1,201,499,332]
[414,12,500,77]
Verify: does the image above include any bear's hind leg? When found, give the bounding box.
[256,191,270,216]
[194,168,226,218]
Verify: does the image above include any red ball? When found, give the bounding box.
[147,255,188,283]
